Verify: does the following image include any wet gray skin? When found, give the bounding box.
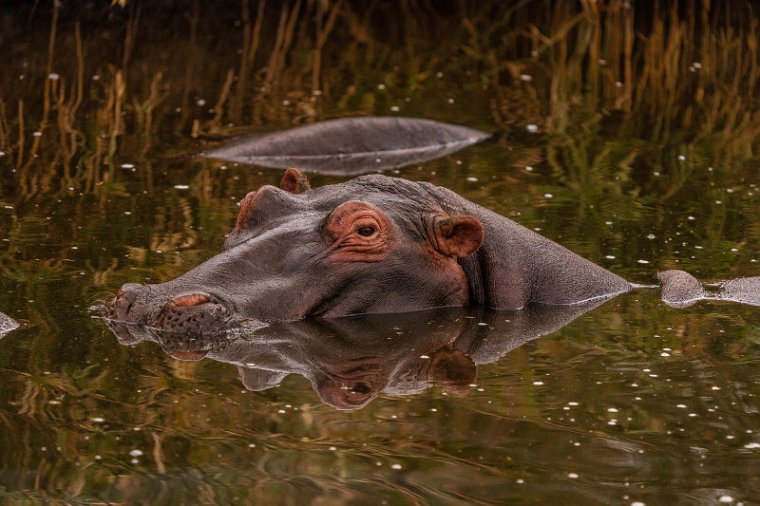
[107,169,632,333]
[0,312,19,338]
[106,302,605,411]
[201,117,491,176]
[659,269,760,307]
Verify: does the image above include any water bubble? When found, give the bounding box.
[526,124,539,133]
[391,464,402,470]
[129,449,143,457]
[637,259,650,264]
[466,176,479,182]
[567,472,579,479]
[377,83,386,90]
[48,73,60,80]
[173,185,190,190]
[519,74,533,82]
[719,496,734,504]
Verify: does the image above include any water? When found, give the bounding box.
[1,2,760,504]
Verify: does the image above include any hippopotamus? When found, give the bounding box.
[106,168,759,333]
[108,168,632,332]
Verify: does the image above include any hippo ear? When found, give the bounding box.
[279,167,311,194]
[434,215,484,258]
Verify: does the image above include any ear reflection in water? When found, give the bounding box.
[103,300,607,411]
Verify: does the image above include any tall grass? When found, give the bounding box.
[0,0,758,194]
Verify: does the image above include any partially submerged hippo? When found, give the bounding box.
[108,168,631,332]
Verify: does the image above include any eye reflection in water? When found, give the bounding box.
[102,300,606,410]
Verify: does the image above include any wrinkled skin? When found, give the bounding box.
[108,168,632,333]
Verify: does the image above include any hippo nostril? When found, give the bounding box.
[171,294,211,308]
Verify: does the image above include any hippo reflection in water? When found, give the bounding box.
[107,302,604,410]
[107,168,760,332]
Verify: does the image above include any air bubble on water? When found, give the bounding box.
[647,234,656,240]
[719,496,735,504]
[743,442,760,449]
[567,472,579,479]
[466,176,479,182]
[526,124,539,133]
[129,449,143,457]
[608,407,618,413]
[174,185,190,190]
[196,99,206,106]
[678,155,686,161]
[120,163,135,169]
[390,106,400,112]
[519,74,532,82]
[91,417,105,423]
[637,259,650,264]
[532,381,544,386]
[605,255,616,260]
[544,193,553,198]
[391,464,402,469]
[48,73,60,80]
[516,478,525,484]
[525,166,534,171]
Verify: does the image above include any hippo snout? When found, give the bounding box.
[108,283,233,334]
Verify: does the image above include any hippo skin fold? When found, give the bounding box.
[106,169,755,335]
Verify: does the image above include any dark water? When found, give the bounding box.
[1,1,760,504]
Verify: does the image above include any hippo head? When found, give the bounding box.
[107,169,484,332]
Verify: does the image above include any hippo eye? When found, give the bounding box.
[357,226,376,237]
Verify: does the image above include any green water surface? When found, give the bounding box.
[1,1,759,504]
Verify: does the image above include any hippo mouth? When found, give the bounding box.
[102,287,236,335]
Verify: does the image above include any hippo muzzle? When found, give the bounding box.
[108,283,235,334]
